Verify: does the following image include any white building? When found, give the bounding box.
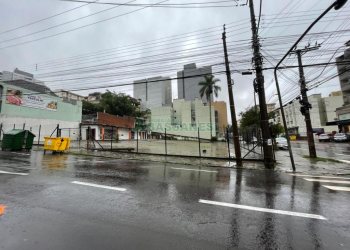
[150,99,216,140]
[273,92,344,135]
[133,76,172,110]
[55,90,85,102]
[177,63,212,104]
[0,68,45,85]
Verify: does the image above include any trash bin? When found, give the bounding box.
[1,129,36,151]
[289,135,297,141]
[44,137,70,154]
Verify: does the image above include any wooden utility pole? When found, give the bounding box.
[249,0,274,168]
[222,25,242,167]
[292,46,319,158]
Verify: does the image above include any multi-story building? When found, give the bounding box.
[150,98,216,140]
[0,68,45,85]
[273,92,344,135]
[177,63,212,104]
[212,101,228,138]
[55,90,85,102]
[267,103,276,114]
[333,41,350,132]
[133,76,172,110]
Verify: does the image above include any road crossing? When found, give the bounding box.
[289,173,350,192]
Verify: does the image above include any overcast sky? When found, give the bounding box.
[0,0,349,119]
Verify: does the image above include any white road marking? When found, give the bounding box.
[171,167,218,173]
[303,178,350,184]
[289,174,350,180]
[76,160,90,162]
[0,170,28,176]
[335,153,347,156]
[11,152,30,156]
[198,199,327,220]
[338,160,350,164]
[323,185,350,192]
[71,181,126,192]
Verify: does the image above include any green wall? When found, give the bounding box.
[0,82,82,122]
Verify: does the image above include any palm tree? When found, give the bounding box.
[199,74,221,139]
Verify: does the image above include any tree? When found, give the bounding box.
[240,107,260,129]
[82,91,148,119]
[198,74,221,139]
[240,107,284,138]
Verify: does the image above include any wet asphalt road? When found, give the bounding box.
[0,151,350,250]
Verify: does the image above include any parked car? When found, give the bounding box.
[333,133,350,142]
[275,137,288,149]
[318,133,331,142]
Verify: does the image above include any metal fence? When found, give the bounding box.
[0,122,265,161]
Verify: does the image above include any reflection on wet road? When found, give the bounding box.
[0,151,349,250]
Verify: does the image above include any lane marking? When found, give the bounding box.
[198,199,327,220]
[71,181,126,192]
[0,170,28,176]
[289,174,350,180]
[303,178,350,184]
[10,152,30,156]
[335,153,347,156]
[338,160,350,164]
[171,167,218,173]
[323,185,350,192]
[0,205,6,216]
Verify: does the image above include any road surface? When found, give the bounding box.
[0,150,349,249]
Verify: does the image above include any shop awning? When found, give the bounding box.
[326,119,350,126]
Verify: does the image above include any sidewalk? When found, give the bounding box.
[275,149,350,175]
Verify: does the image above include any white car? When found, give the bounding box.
[318,133,331,142]
[275,137,288,149]
[333,133,349,142]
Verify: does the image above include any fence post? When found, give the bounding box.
[198,127,201,158]
[226,127,230,160]
[56,124,60,137]
[23,123,25,130]
[136,129,139,153]
[87,126,90,150]
[0,123,2,141]
[164,128,167,156]
[13,124,15,129]
[38,125,41,145]
[79,123,82,148]
[111,126,113,150]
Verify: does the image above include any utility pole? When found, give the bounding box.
[222,25,242,167]
[248,0,274,168]
[292,46,319,158]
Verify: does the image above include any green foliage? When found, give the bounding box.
[82,100,103,114]
[240,107,260,129]
[271,123,284,137]
[82,91,149,118]
[198,74,221,101]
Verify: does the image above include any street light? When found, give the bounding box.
[273,0,348,172]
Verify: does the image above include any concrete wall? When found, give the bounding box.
[150,99,215,139]
[0,83,82,122]
[0,115,80,141]
[0,82,82,141]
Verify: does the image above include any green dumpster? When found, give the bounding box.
[1,129,36,151]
